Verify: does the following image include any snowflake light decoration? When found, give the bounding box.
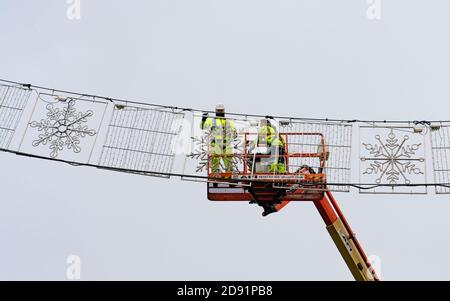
[30,99,96,158]
[360,128,424,185]
[187,130,243,175]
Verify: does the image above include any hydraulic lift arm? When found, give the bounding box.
[314,190,379,281]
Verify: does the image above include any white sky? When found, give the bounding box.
[1,0,450,280]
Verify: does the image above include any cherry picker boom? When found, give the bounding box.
[205,130,379,281]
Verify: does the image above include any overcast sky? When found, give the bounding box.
[1,0,450,280]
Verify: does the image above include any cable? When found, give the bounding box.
[2,146,450,191]
[1,78,450,125]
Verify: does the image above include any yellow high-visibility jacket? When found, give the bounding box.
[257,125,284,147]
[200,117,236,145]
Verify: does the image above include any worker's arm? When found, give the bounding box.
[200,113,211,130]
[227,119,237,140]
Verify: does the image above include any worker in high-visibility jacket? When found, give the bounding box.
[200,105,237,173]
[255,119,286,173]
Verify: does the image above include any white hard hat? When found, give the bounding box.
[259,118,270,126]
[215,104,225,113]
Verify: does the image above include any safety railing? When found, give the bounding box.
[206,132,329,184]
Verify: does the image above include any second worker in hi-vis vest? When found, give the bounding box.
[248,118,286,174]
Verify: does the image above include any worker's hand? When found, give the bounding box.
[201,112,208,124]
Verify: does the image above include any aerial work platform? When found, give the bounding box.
[206,131,328,207]
[203,128,378,281]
